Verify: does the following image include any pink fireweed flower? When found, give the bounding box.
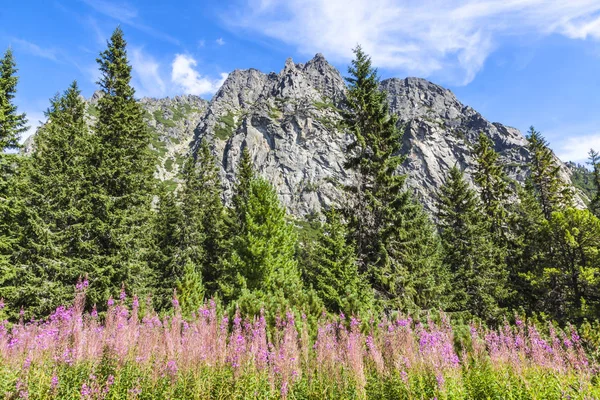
[0,298,4,310]
[50,375,59,390]
[166,360,178,377]
[107,297,114,307]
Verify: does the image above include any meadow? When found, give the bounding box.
[0,285,598,400]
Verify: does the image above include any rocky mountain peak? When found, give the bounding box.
[22,53,585,217]
[193,53,585,216]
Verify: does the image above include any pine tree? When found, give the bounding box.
[527,126,572,220]
[230,146,254,233]
[152,185,183,311]
[89,27,157,305]
[222,173,308,317]
[190,141,226,293]
[473,133,510,236]
[177,260,205,318]
[539,208,600,322]
[0,48,27,315]
[437,166,508,321]
[0,48,27,150]
[306,208,374,316]
[343,46,446,311]
[505,180,546,311]
[152,141,225,309]
[588,149,600,217]
[12,82,93,317]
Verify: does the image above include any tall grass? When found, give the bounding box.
[0,285,598,399]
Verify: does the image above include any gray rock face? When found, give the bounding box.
[21,54,583,216]
[139,95,208,183]
[193,55,584,216]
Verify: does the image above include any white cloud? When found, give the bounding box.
[228,0,600,84]
[171,54,228,96]
[216,38,226,46]
[11,38,58,61]
[130,48,166,98]
[555,133,600,164]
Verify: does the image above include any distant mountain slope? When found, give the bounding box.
[23,54,585,216]
[193,54,584,215]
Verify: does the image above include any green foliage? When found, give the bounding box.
[342,46,447,312]
[587,149,600,217]
[152,109,176,128]
[0,48,27,151]
[305,208,375,316]
[10,82,94,318]
[472,133,510,236]
[527,126,572,220]
[215,111,237,140]
[86,27,157,307]
[437,166,509,322]
[177,260,205,318]
[534,208,600,322]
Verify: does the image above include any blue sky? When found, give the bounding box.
[3,0,600,163]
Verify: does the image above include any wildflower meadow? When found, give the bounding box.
[0,284,598,400]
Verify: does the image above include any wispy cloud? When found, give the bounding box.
[10,38,59,61]
[555,133,600,164]
[171,54,228,96]
[216,38,226,46]
[227,0,600,85]
[130,48,166,98]
[81,0,180,45]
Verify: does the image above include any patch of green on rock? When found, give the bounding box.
[215,111,238,141]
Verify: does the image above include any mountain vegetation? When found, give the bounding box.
[1,27,600,398]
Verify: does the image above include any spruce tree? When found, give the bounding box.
[90,27,157,305]
[343,46,446,311]
[222,170,308,317]
[177,260,205,318]
[190,141,226,293]
[152,185,183,311]
[230,146,254,233]
[306,208,374,316]
[0,48,27,150]
[0,48,27,316]
[588,149,600,217]
[473,133,510,236]
[152,141,225,308]
[505,180,546,311]
[536,208,600,323]
[527,126,572,220]
[12,82,93,317]
[437,166,508,321]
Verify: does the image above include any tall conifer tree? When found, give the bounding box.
[473,133,510,236]
[437,166,508,321]
[13,82,93,317]
[588,149,600,217]
[343,46,446,311]
[90,27,157,304]
[0,48,27,315]
[527,127,572,220]
[306,208,374,316]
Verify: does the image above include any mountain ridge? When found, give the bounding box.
[23,53,585,216]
